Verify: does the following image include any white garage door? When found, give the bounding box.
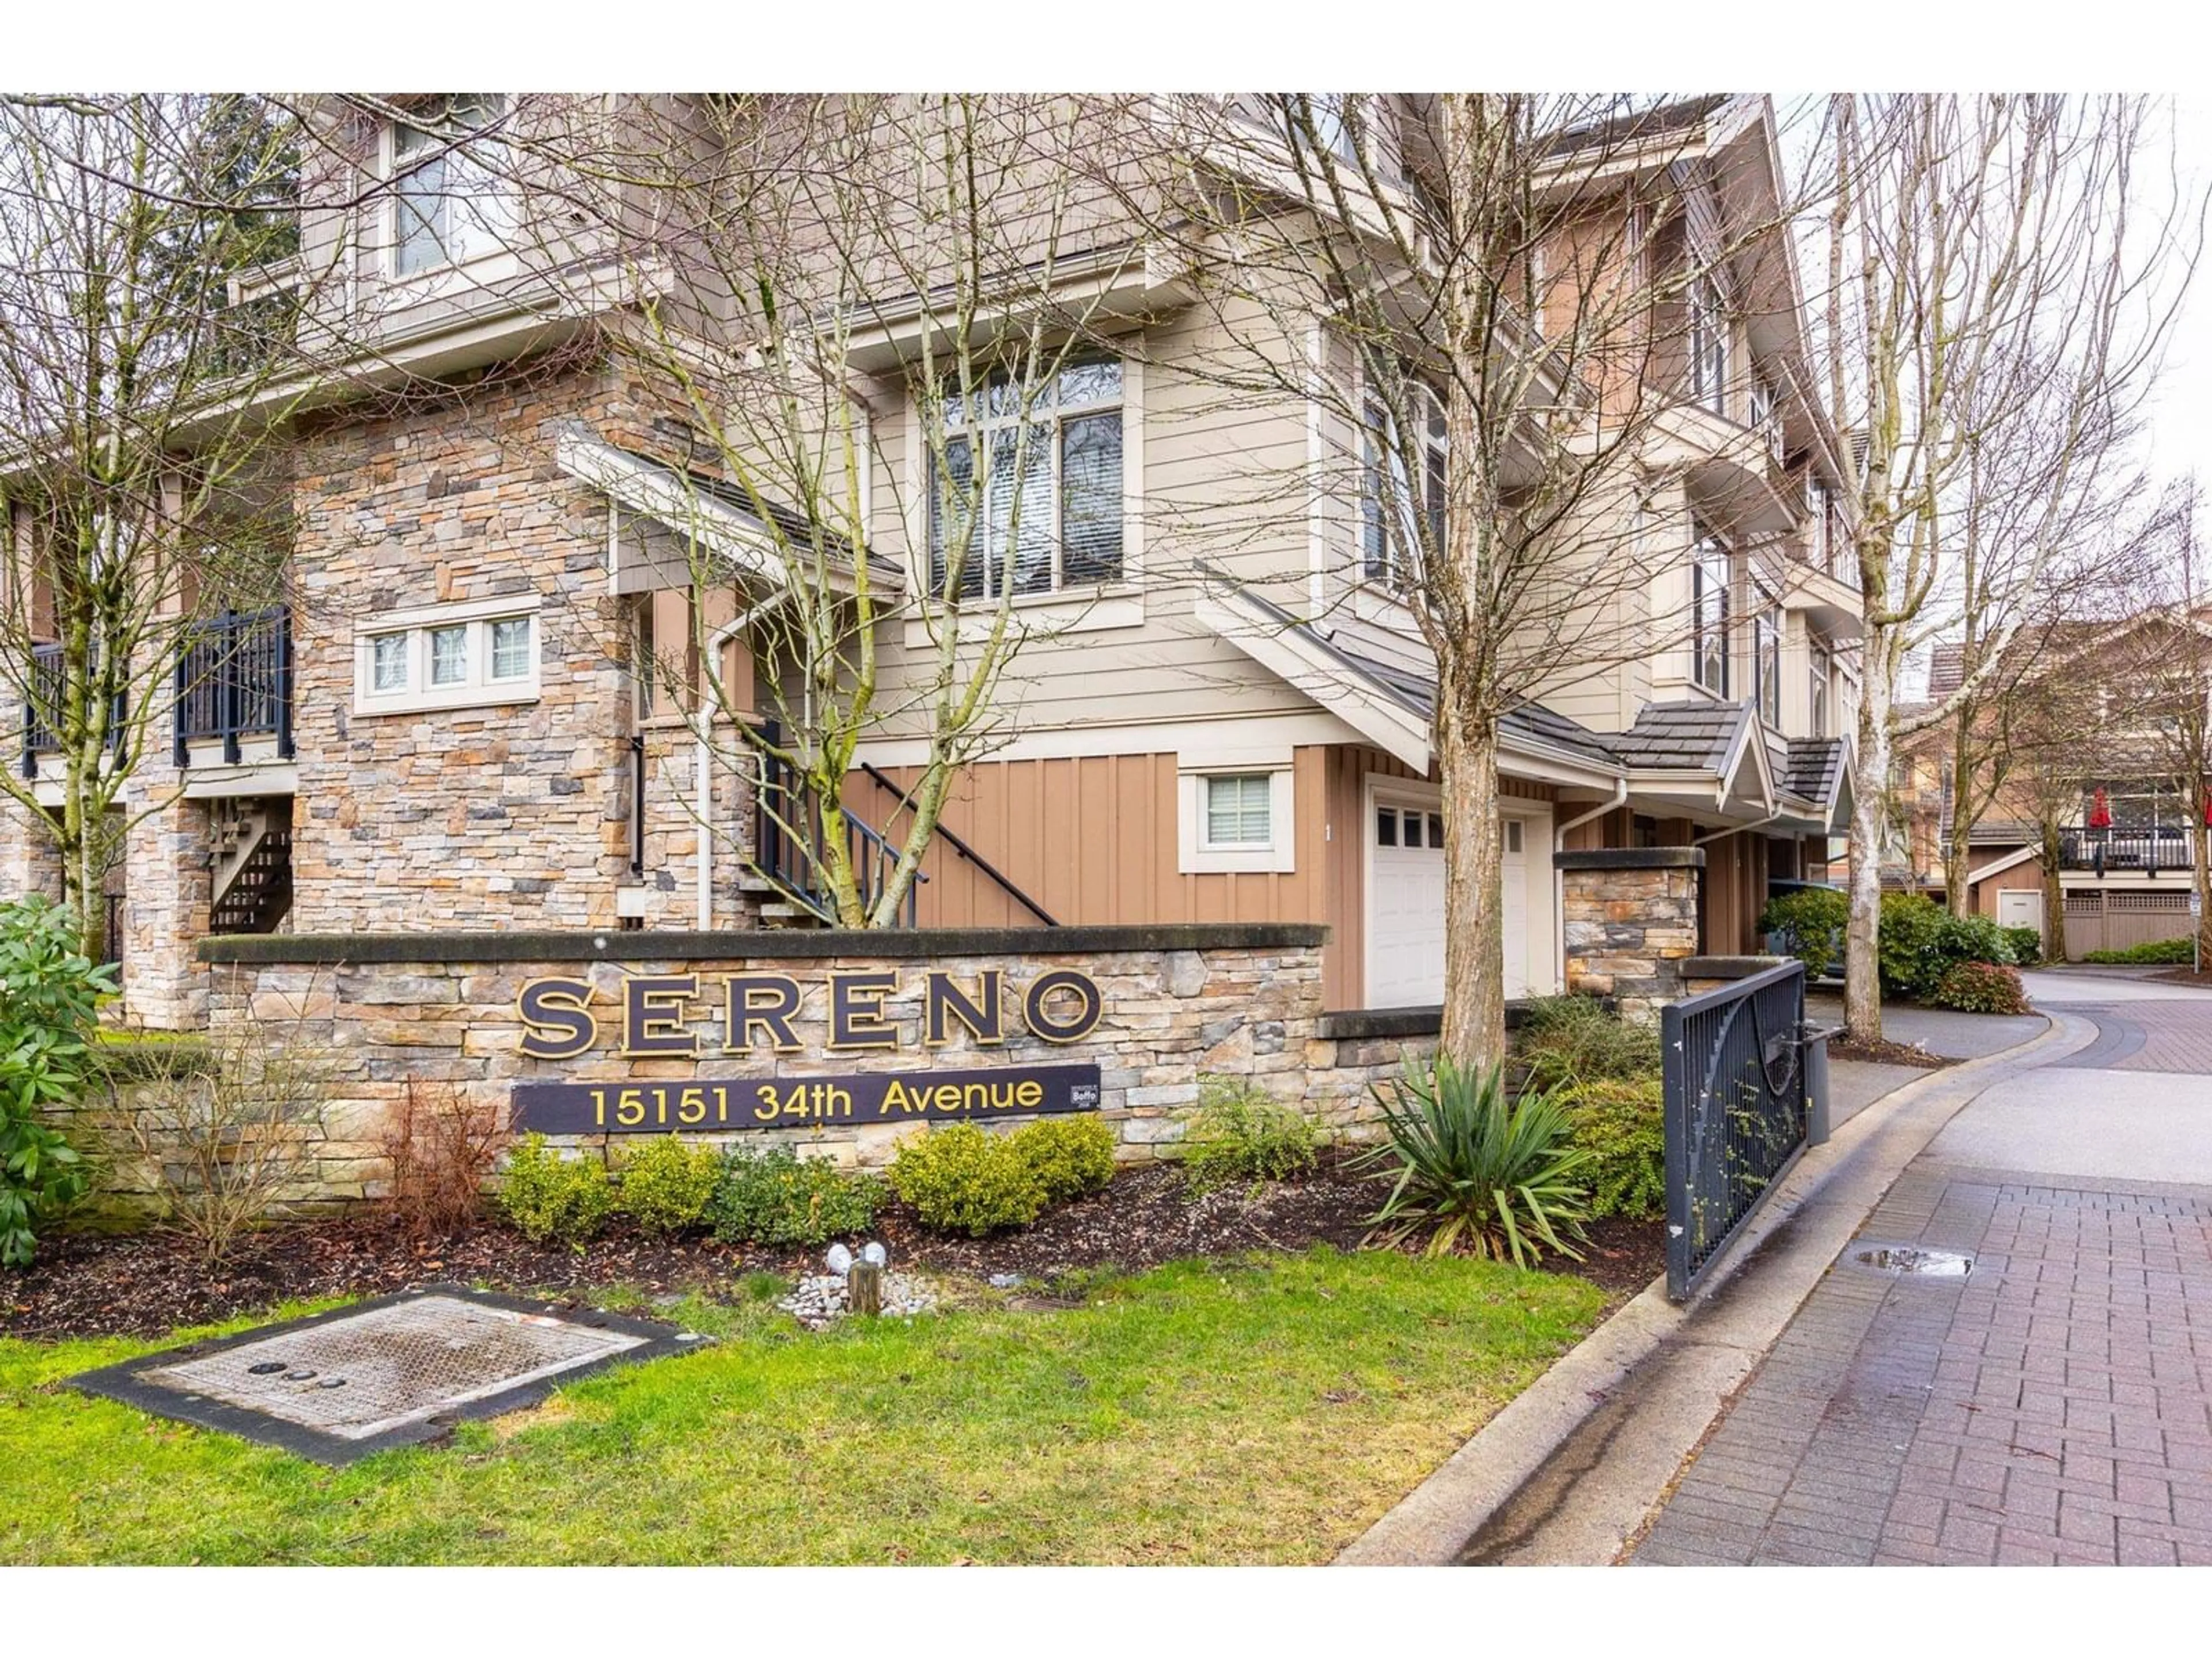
[1367,796,1530,1006]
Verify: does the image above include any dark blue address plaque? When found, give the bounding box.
[512,1064,1103,1135]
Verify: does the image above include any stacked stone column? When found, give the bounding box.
[1554,847,1703,1022]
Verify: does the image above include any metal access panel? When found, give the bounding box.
[68,1285,703,1465]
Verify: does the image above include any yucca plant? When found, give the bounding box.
[1357,1056,1592,1266]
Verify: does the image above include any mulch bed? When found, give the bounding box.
[2,1153,1666,1342]
[1828,1035,1954,1069]
[2149,967,2212,987]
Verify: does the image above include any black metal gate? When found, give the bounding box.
[1660,960,1808,1301]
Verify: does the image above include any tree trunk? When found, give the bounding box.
[1844,637,1891,1041]
[2040,821,2068,965]
[1943,736,1974,915]
[1435,676,1506,1071]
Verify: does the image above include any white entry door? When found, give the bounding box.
[1366,790,1532,1006]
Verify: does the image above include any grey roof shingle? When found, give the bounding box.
[1782,737,1846,809]
[1609,699,1753,772]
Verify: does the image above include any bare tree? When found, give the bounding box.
[516,94,1147,926]
[1091,94,1809,1063]
[1820,94,2199,1038]
[0,96,345,959]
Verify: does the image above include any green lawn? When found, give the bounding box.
[0,1248,1603,1565]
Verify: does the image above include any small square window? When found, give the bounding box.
[1403,812,1423,849]
[1428,813,1445,848]
[1505,819,1525,854]
[370,634,408,693]
[490,616,532,681]
[429,625,468,687]
[1376,806,1397,847]
[1205,775,1272,847]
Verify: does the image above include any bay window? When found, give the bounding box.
[927,357,1124,600]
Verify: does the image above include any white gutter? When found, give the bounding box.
[1555,779,1628,843]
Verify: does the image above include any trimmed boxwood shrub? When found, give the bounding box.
[1560,1077,1665,1221]
[1926,960,2033,1016]
[710,1143,880,1247]
[498,1134,616,1246]
[888,1123,1044,1235]
[1760,887,1847,978]
[1010,1115,1118,1205]
[617,1136,722,1234]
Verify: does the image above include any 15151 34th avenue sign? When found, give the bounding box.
[507,965,1108,1136]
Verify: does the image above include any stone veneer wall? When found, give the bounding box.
[1555,847,1704,1022]
[181,925,1433,1207]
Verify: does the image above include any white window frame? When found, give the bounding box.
[1177,755,1296,874]
[1810,643,1831,739]
[1361,378,1446,590]
[1689,276,1729,417]
[925,355,1126,602]
[353,596,542,717]
[903,351,1143,642]
[1805,475,1831,569]
[1753,599,1782,726]
[383,95,517,285]
[1691,529,1732,697]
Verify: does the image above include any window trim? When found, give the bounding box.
[1753,600,1782,726]
[1689,276,1729,418]
[353,596,542,717]
[381,95,517,286]
[1691,529,1732,698]
[1809,642,1831,740]
[1361,376,1447,590]
[1177,755,1296,874]
[903,350,1144,642]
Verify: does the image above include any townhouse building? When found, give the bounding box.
[1897,617,2211,959]
[2,93,1861,1031]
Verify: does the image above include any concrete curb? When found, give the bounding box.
[1333,1009,2089,1567]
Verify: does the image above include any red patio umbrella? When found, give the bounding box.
[2088,787,2113,830]
[2202,791,2212,829]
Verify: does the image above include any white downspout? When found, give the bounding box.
[694,591,795,930]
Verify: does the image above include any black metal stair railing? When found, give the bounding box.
[173,606,293,767]
[754,720,922,927]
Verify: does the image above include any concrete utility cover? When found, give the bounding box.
[69,1286,702,1465]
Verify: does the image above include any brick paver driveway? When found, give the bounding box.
[1634,976,2212,1566]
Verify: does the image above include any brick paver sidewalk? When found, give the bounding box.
[1633,1164,2212,1566]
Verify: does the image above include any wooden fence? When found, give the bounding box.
[2061,889,2192,960]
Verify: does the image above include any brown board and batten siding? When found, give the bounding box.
[873,743,1554,1013]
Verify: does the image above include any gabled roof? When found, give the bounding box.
[1783,737,1847,809]
[1193,584,1623,783]
[554,426,900,592]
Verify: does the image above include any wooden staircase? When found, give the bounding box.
[210,815,294,935]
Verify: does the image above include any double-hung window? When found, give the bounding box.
[1810,643,1831,739]
[1688,276,1729,416]
[392,94,513,278]
[927,357,1123,601]
[1692,531,1731,697]
[1753,600,1782,726]
[1361,381,1446,588]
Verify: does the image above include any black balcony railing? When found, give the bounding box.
[2058,825,2192,876]
[18,643,126,779]
[173,606,293,767]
